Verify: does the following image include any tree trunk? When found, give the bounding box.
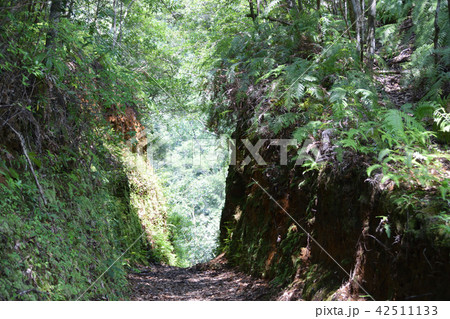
[111,0,117,49]
[118,1,136,45]
[339,0,351,38]
[448,0,450,22]
[46,0,65,48]
[367,0,376,69]
[348,0,356,32]
[93,0,101,34]
[350,0,363,62]
[434,0,441,65]
[67,0,74,18]
[286,0,294,9]
[361,0,365,51]
[332,0,338,15]
[248,0,257,23]
[297,0,303,12]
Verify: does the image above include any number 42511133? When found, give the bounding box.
[376,306,438,316]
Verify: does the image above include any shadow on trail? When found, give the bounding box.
[128,255,276,301]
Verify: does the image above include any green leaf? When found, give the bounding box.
[28,152,42,168]
[377,149,391,162]
[383,109,405,138]
[367,164,382,177]
[385,224,391,238]
[340,139,358,151]
[8,168,19,179]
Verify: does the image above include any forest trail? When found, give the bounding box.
[374,18,415,108]
[127,255,276,301]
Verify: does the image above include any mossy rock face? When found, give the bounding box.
[302,264,342,301]
[221,148,450,300]
[0,146,174,300]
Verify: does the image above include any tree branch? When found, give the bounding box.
[5,122,47,206]
[265,16,292,26]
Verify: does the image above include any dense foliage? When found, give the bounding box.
[1,0,449,300]
[0,0,179,299]
[205,0,449,233]
[147,114,228,266]
[204,0,449,299]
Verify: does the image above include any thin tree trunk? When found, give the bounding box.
[67,0,74,18]
[286,0,294,10]
[118,1,136,45]
[46,0,65,48]
[93,0,101,34]
[367,0,376,69]
[361,0,365,53]
[317,0,321,33]
[348,0,356,32]
[118,0,123,46]
[4,122,47,206]
[448,0,450,22]
[297,0,303,12]
[350,0,362,60]
[248,0,257,22]
[332,0,338,15]
[339,0,352,38]
[111,0,117,49]
[434,0,441,65]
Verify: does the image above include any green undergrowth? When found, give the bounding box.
[0,138,174,300]
[212,1,449,295]
[120,148,177,266]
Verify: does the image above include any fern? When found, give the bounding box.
[263,0,282,16]
[383,109,405,139]
[414,102,438,120]
[404,112,426,132]
[293,121,322,144]
[270,112,300,135]
[256,64,286,83]
[434,107,450,132]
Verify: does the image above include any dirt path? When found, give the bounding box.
[374,18,415,108]
[128,255,276,301]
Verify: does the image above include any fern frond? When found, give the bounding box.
[413,102,438,119]
[264,0,282,16]
[404,114,426,132]
[271,112,300,134]
[434,107,450,132]
[383,109,405,138]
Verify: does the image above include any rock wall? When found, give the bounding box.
[220,141,449,301]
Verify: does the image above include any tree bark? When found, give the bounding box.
[118,0,137,45]
[111,0,117,49]
[4,122,47,206]
[46,0,65,48]
[331,0,338,15]
[350,0,363,61]
[367,0,376,69]
[348,0,356,32]
[434,0,441,65]
[248,0,257,22]
[339,0,351,38]
[361,0,365,50]
[448,0,450,22]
